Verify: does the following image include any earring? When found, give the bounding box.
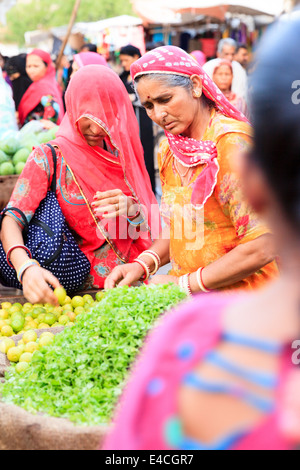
[193,90,201,98]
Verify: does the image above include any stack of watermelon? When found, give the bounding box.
[0,125,59,176]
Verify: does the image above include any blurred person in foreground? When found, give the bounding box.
[18,49,64,129]
[203,38,248,104]
[190,50,207,67]
[103,14,300,450]
[119,44,156,195]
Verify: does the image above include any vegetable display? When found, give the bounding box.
[0,284,187,426]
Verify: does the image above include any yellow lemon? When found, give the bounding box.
[22,330,38,344]
[1,325,13,337]
[74,306,85,316]
[7,346,23,362]
[0,319,6,329]
[0,337,15,353]
[53,286,67,306]
[63,295,72,305]
[0,309,8,320]
[1,302,11,310]
[71,296,85,309]
[25,341,39,353]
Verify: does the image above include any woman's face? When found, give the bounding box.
[26,54,47,82]
[77,117,107,147]
[213,64,233,92]
[137,77,199,136]
[119,54,139,72]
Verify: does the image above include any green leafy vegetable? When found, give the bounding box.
[0,284,186,425]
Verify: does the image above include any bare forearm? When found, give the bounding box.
[1,216,30,271]
[189,234,276,292]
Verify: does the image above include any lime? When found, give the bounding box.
[1,325,14,337]
[63,295,72,305]
[40,332,54,340]
[53,286,67,305]
[38,323,50,329]
[11,316,25,333]
[15,361,30,373]
[0,337,15,353]
[39,335,54,347]
[71,296,85,309]
[0,161,15,175]
[58,314,69,325]
[1,302,11,310]
[24,341,39,353]
[19,352,33,363]
[44,313,56,326]
[74,306,85,316]
[31,307,46,319]
[7,346,23,362]
[82,294,94,304]
[95,291,105,302]
[22,330,38,344]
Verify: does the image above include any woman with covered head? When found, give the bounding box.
[0,65,159,304]
[18,49,64,128]
[104,14,300,450]
[105,45,278,294]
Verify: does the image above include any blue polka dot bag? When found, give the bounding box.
[0,144,91,293]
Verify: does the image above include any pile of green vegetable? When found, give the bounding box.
[0,284,186,426]
[0,125,59,176]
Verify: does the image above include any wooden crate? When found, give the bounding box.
[0,175,18,211]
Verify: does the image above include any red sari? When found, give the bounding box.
[18,49,64,126]
[8,65,160,288]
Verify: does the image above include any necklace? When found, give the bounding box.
[174,158,191,178]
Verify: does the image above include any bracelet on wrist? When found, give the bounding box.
[17,259,40,284]
[133,258,150,281]
[196,267,211,293]
[127,196,140,220]
[6,245,32,269]
[179,273,192,296]
[138,251,160,276]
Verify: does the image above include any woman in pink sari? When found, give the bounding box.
[103,15,300,451]
[18,49,64,127]
[1,65,159,304]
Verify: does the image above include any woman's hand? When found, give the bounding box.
[92,189,137,219]
[22,265,61,305]
[149,275,179,286]
[104,262,145,289]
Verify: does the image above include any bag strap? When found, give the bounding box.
[45,143,57,193]
[0,144,58,235]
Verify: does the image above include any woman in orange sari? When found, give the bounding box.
[105,46,278,294]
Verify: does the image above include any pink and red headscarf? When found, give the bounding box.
[18,49,64,126]
[130,45,250,208]
[73,51,109,69]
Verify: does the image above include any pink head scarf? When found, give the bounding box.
[130,45,250,208]
[190,50,207,67]
[73,51,109,68]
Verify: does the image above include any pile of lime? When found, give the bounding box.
[0,125,59,176]
[0,330,56,373]
[0,288,104,338]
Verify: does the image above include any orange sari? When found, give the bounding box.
[158,110,278,291]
